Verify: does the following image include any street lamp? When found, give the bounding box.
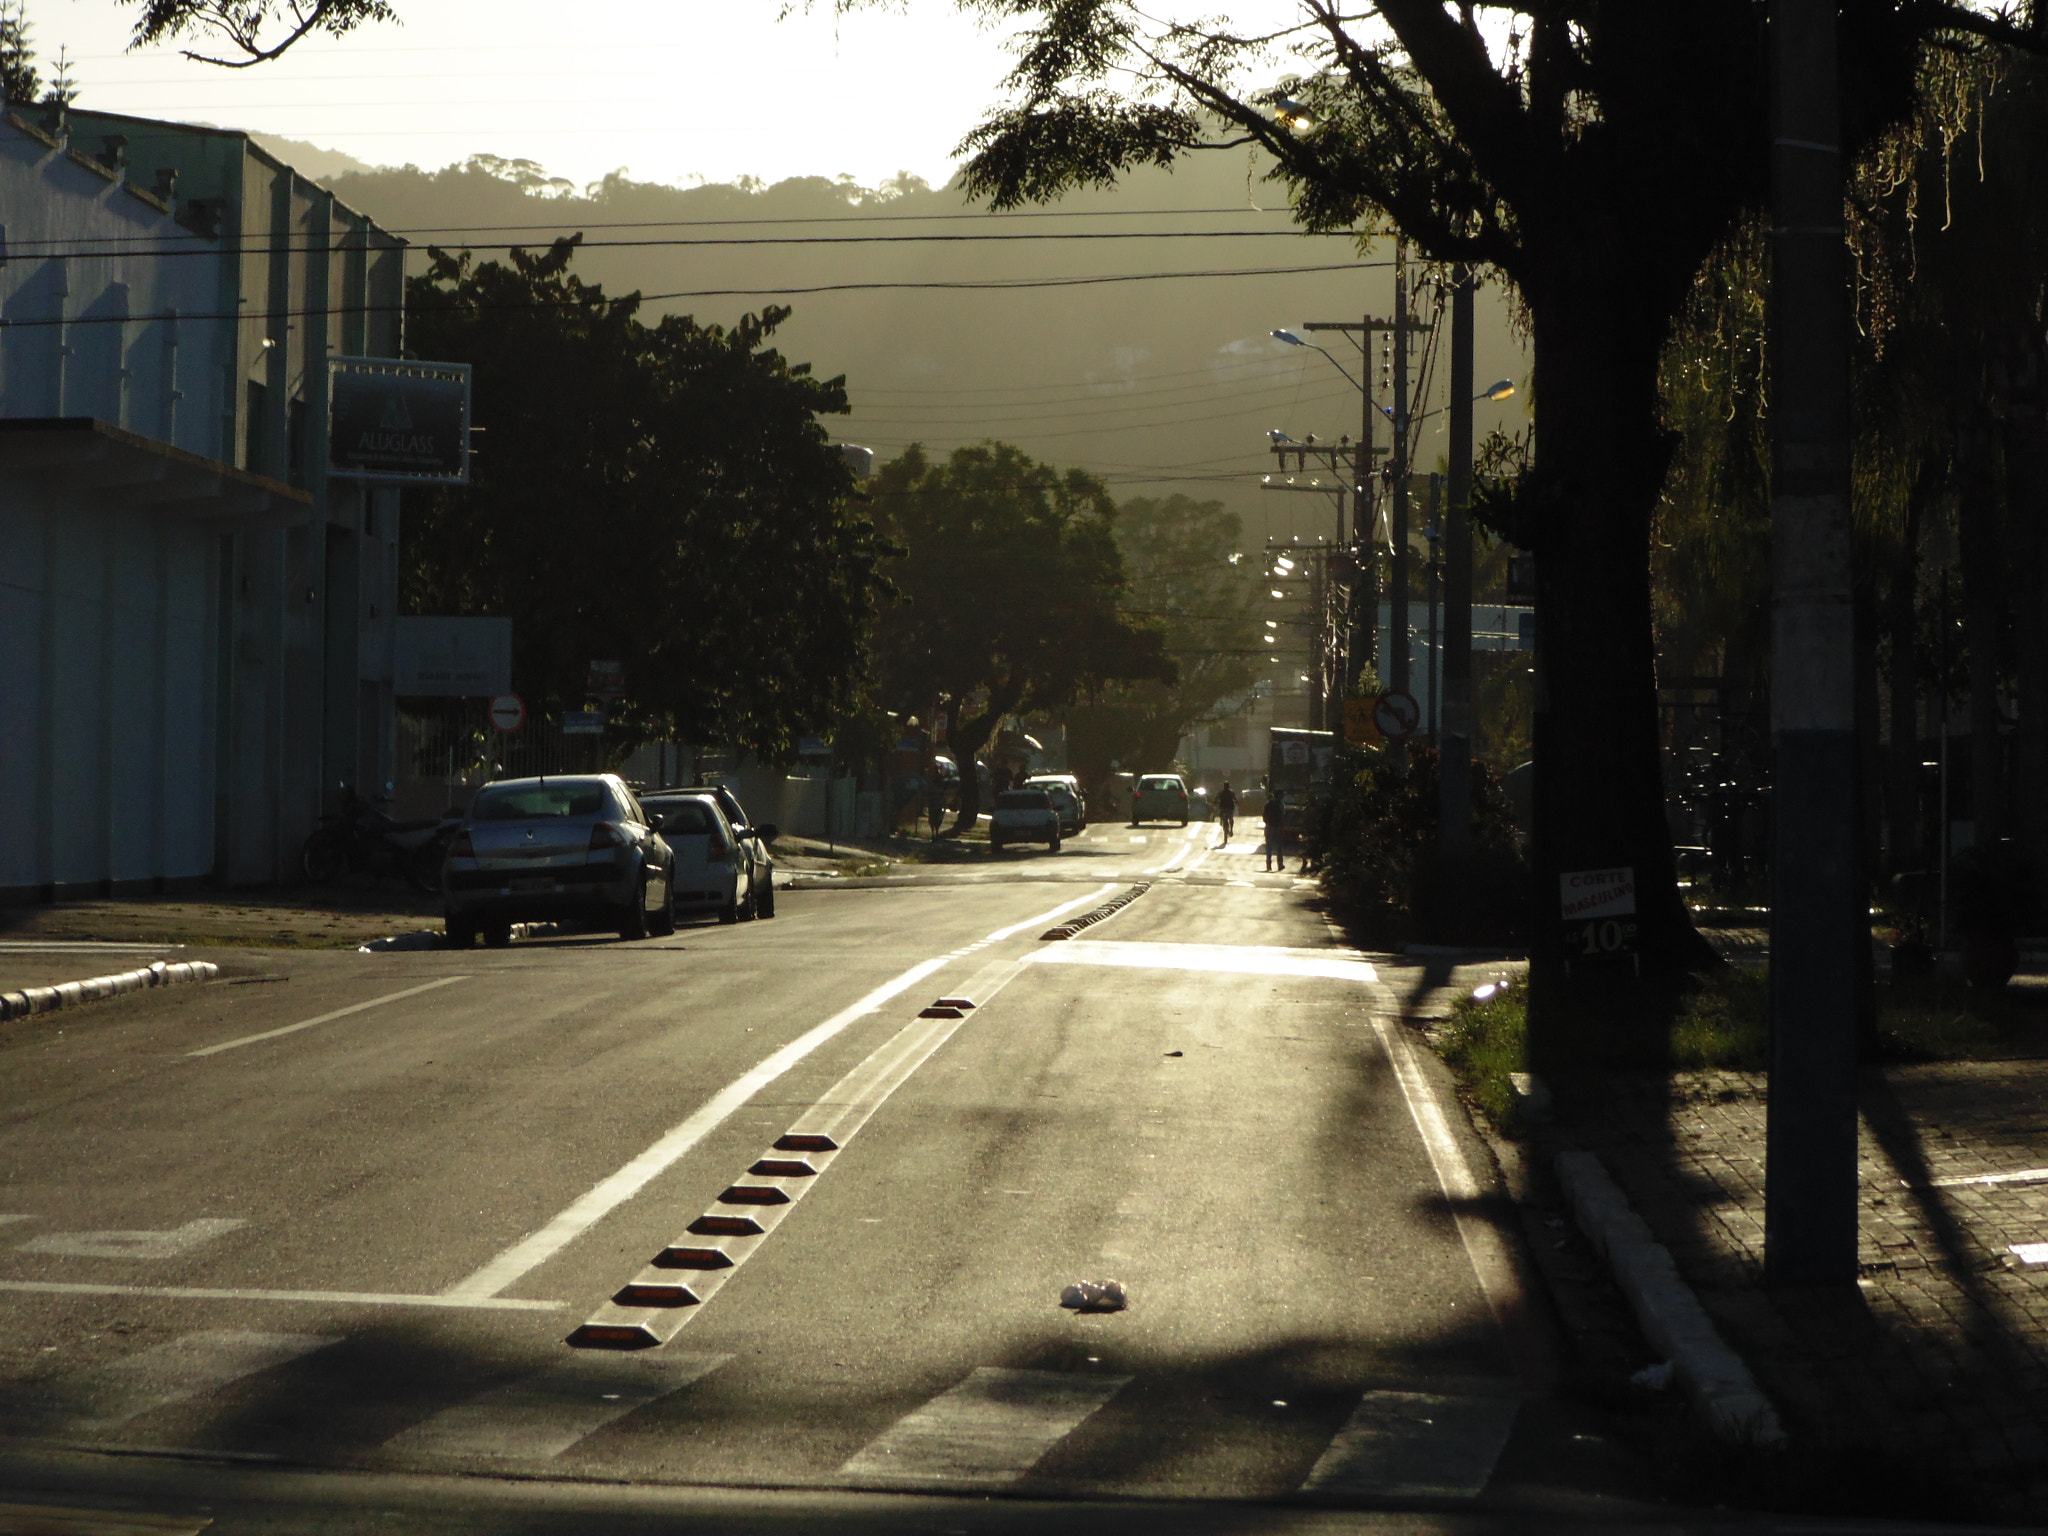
[1271,329,1364,393]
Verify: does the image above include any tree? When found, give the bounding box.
[1,0,39,104]
[403,236,887,756]
[870,442,1175,829]
[1062,493,1260,793]
[927,0,2045,1058]
[125,0,393,66]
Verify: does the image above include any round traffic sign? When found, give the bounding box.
[1372,690,1421,742]
[489,693,526,733]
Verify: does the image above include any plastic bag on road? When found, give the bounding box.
[1061,1278,1127,1313]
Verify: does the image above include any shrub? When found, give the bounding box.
[1308,743,1528,945]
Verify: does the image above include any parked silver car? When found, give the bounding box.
[989,788,1062,853]
[443,774,674,947]
[640,790,771,923]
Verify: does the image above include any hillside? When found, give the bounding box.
[317,151,1531,545]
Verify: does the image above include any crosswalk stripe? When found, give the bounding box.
[1301,1390,1520,1499]
[59,1330,338,1428]
[840,1367,1129,1487]
[386,1352,729,1461]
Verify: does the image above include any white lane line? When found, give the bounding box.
[1302,1390,1520,1498]
[387,1352,729,1461]
[840,1367,1129,1487]
[451,886,1117,1301]
[983,884,1118,943]
[186,977,468,1058]
[21,1219,244,1260]
[1366,1011,1542,1386]
[1027,941,1377,983]
[0,1280,562,1311]
[1928,1165,2048,1190]
[58,1329,338,1427]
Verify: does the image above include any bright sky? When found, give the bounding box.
[37,0,1034,189]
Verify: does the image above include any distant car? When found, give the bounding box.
[645,786,778,920]
[443,774,673,947]
[1022,774,1086,835]
[990,789,1062,853]
[1130,774,1190,827]
[639,792,752,924]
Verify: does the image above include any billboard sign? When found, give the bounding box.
[329,357,471,483]
[393,616,511,697]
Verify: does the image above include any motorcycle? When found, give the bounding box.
[301,786,463,893]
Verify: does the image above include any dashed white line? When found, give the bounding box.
[449,885,1122,1301]
[841,1367,1129,1487]
[186,977,469,1058]
[0,1280,563,1311]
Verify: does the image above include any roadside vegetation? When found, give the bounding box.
[1434,968,2037,1137]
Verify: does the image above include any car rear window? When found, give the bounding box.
[1140,777,1180,791]
[645,799,716,835]
[471,783,608,820]
[997,791,1052,810]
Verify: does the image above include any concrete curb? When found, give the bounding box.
[1554,1148,1787,1446]
[0,959,221,1022]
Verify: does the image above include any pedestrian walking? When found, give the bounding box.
[1215,781,1237,845]
[1261,791,1286,871]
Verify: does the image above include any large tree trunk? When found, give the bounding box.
[946,678,1025,835]
[1999,322,2048,914]
[1954,413,2006,850]
[1521,269,1719,1073]
[1883,462,1933,875]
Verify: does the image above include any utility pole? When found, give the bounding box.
[1390,238,1412,700]
[1766,0,1859,1286]
[1440,266,1476,853]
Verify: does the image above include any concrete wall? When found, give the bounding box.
[0,102,407,895]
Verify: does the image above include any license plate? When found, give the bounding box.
[509,876,556,893]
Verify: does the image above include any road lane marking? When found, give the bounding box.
[454,887,1115,1302]
[1302,1389,1520,1498]
[386,1352,728,1460]
[185,977,469,1058]
[981,884,1118,943]
[58,1329,337,1427]
[1366,1010,1545,1387]
[570,949,1050,1346]
[1025,941,1377,983]
[0,1501,212,1534]
[21,1220,244,1261]
[0,1281,562,1310]
[840,1367,1129,1487]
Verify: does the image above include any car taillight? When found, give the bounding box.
[449,830,474,860]
[589,822,627,852]
[708,840,728,863]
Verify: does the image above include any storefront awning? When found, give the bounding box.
[0,417,312,529]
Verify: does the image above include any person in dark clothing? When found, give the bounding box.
[1261,791,1286,871]
[1215,781,1237,844]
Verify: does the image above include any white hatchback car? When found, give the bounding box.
[1021,774,1086,835]
[989,789,1062,853]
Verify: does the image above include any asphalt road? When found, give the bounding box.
[0,825,1793,1533]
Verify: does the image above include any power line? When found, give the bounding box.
[0,262,1383,326]
[3,229,1363,258]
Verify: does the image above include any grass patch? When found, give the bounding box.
[1876,973,2017,1059]
[1436,978,1531,1133]
[1668,966,1769,1069]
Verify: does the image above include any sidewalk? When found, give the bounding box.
[1553,1059,2048,1518]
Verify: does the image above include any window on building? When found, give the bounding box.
[1208,721,1247,749]
[244,380,267,474]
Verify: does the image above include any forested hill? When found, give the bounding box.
[319,151,1529,539]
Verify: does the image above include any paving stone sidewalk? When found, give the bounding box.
[1556,1061,2048,1518]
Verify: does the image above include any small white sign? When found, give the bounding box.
[394,616,512,697]
[562,710,605,735]
[489,693,525,733]
[1560,867,1636,921]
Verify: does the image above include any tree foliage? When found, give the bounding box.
[123,0,393,66]
[868,442,1175,827]
[1062,493,1259,792]
[403,235,887,758]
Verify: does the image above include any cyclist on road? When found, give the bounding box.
[1215,781,1237,845]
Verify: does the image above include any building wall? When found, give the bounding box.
[1,101,406,895]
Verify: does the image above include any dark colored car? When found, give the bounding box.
[443,774,673,947]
